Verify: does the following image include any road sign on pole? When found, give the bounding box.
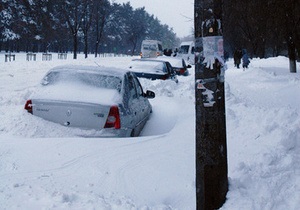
[194,0,228,209]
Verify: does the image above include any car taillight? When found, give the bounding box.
[104,106,121,129]
[180,68,185,74]
[161,75,167,80]
[24,100,33,114]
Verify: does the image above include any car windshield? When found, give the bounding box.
[41,71,122,91]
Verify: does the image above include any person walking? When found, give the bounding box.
[233,48,242,69]
[242,49,250,70]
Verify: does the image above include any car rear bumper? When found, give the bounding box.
[78,127,133,138]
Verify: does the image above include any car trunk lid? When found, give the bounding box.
[30,99,113,130]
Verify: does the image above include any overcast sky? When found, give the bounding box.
[112,0,194,38]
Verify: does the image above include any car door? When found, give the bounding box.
[165,62,178,82]
[131,74,151,135]
[126,73,142,130]
[133,75,151,120]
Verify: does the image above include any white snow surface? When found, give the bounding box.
[0,53,299,209]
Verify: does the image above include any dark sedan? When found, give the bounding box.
[156,56,191,76]
[129,59,178,83]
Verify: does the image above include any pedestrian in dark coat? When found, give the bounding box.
[233,49,242,68]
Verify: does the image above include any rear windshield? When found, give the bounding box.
[130,61,165,72]
[143,44,157,51]
[41,71,122,91]
[179,45,189,54]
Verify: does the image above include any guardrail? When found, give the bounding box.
[26,53,36,61]
[5,53,15,62]
[42,53,52,61]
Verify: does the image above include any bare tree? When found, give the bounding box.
[58,0,84,59]
[93,0,110,57]
[81,0,94,58]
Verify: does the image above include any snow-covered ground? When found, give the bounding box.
[0,53,299,209]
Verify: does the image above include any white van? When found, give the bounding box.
[140,40,163,58]
[178,41,195,64]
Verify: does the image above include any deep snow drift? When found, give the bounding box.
[0,53,299,209]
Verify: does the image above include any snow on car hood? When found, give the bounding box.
[31,82,122,105]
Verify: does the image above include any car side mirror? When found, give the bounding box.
[187,65,192,68]
[145,90,155,99]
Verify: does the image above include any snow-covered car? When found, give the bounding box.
[154,56,191,76]
[24,65,155,137]
[129,59,178,83]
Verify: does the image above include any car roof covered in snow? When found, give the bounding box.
[48,65,129,78]
[151,56,185,67]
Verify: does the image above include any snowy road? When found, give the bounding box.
[1,53,299,209]
[0,54,196,209]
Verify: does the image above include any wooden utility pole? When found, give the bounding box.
[194,0,228,209]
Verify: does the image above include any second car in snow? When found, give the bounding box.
[129,59,178,83]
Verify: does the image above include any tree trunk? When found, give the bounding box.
[131,41,137,56]
[84,32,88,59]
[95,40,99,58]
[73,34,78,59]
[288,39,297,73]
[94,16,105,58]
